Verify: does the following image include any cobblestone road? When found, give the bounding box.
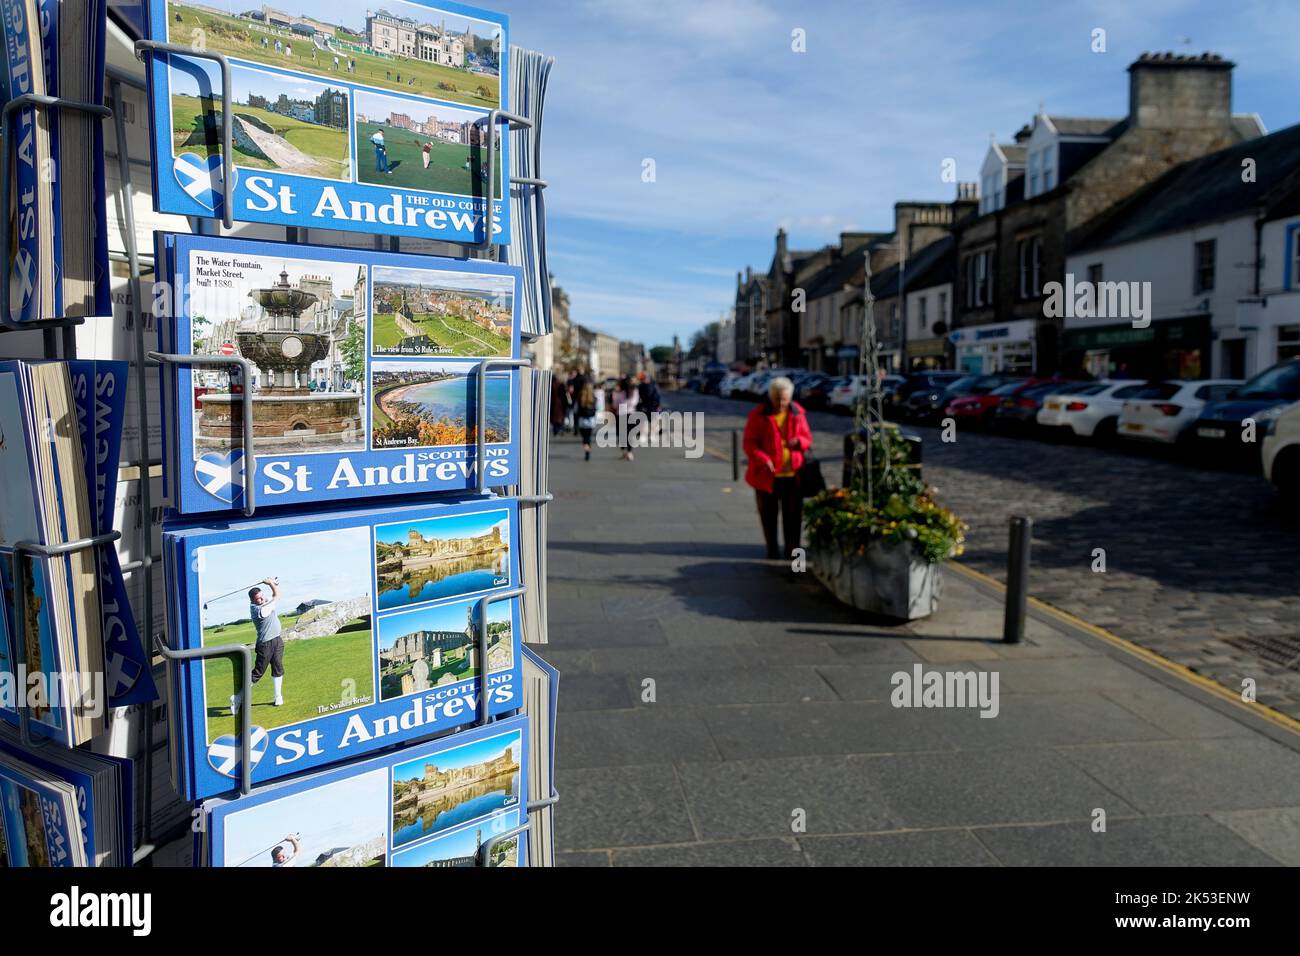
[671,390,1300,721]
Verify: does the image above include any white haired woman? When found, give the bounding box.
[742,376,814,559]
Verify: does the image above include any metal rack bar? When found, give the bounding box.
[8,532,122,748]
[478,822,529,866]
[0,95,113,351]
[147,352,257,516]
[133,41,234,228]
[515,493,553,506]
[475,358,532,494]
[475,586,526,727]
[153,637,254,796]
[479,109,533,250]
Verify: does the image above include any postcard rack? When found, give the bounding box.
[0,46,557,865]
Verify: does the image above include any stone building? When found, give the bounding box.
[366,11,467,67]
[953,52,1264,375]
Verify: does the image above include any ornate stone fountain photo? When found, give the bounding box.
[197,267,363,449]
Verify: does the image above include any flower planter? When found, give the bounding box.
[809,538,942,620]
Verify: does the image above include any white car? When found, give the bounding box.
[1117,379,1242,444]
[717,372,743,397]
[828,375,871,412]
[1262,400,1300,495]
[1035,380,1143,440]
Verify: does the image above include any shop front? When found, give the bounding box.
[1062,316,1211,380]
[949,319,1036,375]
[906,336,948,371]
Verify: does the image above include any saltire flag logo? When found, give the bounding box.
[207,726,269,778]
[173,152,236,214]
[195,450,246,505]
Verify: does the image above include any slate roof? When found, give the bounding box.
[1073,121,1300,251]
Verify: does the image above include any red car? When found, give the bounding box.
[944,378,1056,427]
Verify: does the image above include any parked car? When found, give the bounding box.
[717,371,743,397]
[827,375,868,412]
[796,372,837,408]
[943,378,1039,428]
[1188,358,1300,462]
[892,371,965,416]
[1262,400,1300,498]
[991,379,1094,433]
[700,368,728,394]
[879,374,907,411]
[1117,379,1242,445]
[1035,380,1144,441]
[905,373,1017,423]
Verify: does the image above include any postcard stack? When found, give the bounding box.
[1,0,111,324]
[0,723,133,867]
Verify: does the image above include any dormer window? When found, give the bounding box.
[1028,152,1041,197]
[1042,148,1055,191]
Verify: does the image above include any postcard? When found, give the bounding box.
[204,715,527,867]
[165,496,522,799]
[144,0,510,243]
[159,232,521,515]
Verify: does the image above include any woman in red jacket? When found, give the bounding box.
[743,376,814,560]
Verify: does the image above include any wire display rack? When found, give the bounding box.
[0,42,557,868]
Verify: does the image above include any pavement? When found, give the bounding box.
[544,393,1300,866]
[675,391,1300,721]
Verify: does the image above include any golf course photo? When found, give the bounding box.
[372,310,510,356]
[165,1,501,110]
[356,120,502,194]
[171,92,351,181]
[201,611,376,742]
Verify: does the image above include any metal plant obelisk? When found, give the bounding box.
[851,248,889,503]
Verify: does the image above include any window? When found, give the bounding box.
[1292,231,1300,289]
[1028,152,1041,197]
[917,295,927,333]
[938,291,948,325]
[1042,147,1055,191]
[975,253,988,307]
[1087,262,1103,285]
[1018,237,1043,298]
[1194,239,1216,293]
[890,304,899,338]
[980,174,993,215]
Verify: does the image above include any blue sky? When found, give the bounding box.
[484,0,1300,347]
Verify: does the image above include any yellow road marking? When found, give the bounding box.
[949,561,1300,737]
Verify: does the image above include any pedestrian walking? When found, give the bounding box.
[570,370,588,435]
[636,371,661,444]
[550,374,570,437]
[743,376,813,560]
[613,377,640,460]
[575,380,599,461]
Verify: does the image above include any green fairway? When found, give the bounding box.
[171,94,350,179]
[357,122,502,195]
[202,616,375,741]
[372,311,509,356]
[168,4,499,110]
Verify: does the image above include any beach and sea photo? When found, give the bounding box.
[373,508,510,612]
[197,526,376,742]
[390,729,521,849]
[369,361,511,450]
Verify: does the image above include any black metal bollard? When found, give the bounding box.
[731,429,740,482]
[1003,515,1032,643]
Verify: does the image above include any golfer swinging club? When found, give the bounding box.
[271,833,301,868]
[230,576,285,714]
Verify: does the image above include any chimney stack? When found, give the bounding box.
[1128,52,1234,131]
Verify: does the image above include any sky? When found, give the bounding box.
[392,727,521,781]
[375,509,510,546]
[198,525,371,624]
[480,0,1300,347]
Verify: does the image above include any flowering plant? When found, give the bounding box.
[804,487,967,564]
